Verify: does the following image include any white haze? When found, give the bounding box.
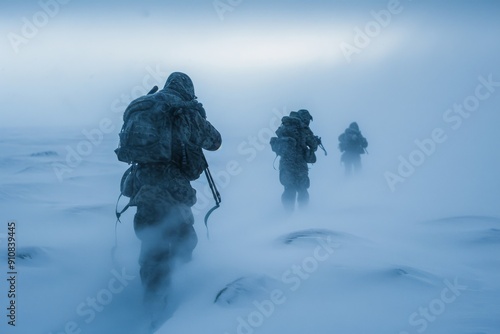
[0,1,499,334]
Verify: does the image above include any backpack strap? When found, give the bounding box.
[115,193,130,224]
[273,154,279,170]
[112,192,130,268]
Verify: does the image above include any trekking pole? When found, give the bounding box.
[202,155,221,239]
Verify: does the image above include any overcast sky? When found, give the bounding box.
[1,0,499,129]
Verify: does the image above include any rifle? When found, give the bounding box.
[202,155,221,239]
[147,85,159,95]
[316,136,328,156]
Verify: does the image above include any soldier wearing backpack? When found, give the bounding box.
[115,72,221,327]
[270,109,320,212]
[338,122,368,176]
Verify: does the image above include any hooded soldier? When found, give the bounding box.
[127,72,221,328]
[272,109,319,211]
[338,122,368,175]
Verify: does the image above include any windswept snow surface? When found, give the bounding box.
[0,123,499,334]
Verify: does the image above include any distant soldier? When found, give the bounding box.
[270,109,321,211]
[338,122,368,176]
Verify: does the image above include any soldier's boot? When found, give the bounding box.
[281,187,296,212]
[297,189,309,208]
[344,161,353,176]
[141,263,172,331]
[353,157,362,174]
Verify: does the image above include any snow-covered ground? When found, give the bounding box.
[1,1,500,334]
[0,121,499,334]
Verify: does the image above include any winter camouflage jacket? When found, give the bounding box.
[338,122,367,154]
[275,114,318,164]
[273,113,318,190]
[130,72,222,209]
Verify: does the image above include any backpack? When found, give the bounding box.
[270,136,297,157]
[270,116,316,163]
[120,164,138,198]
[338,129,367,154]
[338,133,348,152]
[115,93,175,164]
[114,90,207,181]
